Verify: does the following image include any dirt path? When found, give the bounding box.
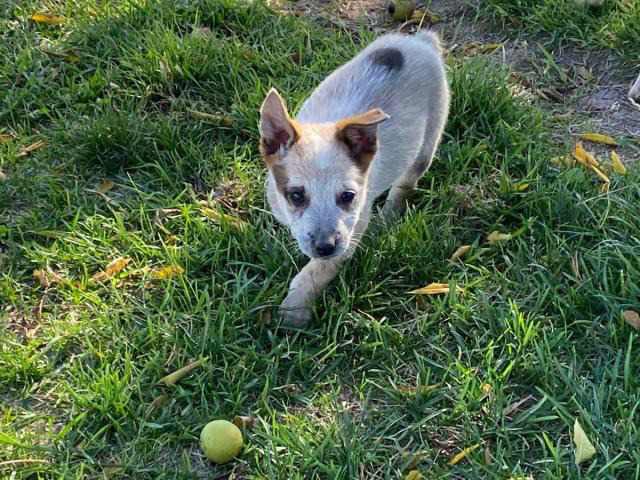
[270,0,640,160]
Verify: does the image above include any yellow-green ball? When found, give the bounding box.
[199,420,243,464]
[387,1,414,21]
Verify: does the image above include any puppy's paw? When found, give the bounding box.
[279,294,312,329]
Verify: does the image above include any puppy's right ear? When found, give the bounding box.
[259,89,298,166]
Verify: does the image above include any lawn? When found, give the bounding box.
[1,0,639,479]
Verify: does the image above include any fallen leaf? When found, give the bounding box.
[623,310,640,330]
[573,419,597,465]
[257,308,272,326]
[0,171,5,182]
[488,231,512,243]
[0,134,15,141]
[397,384,439,395]
[33,269,50,288]
[102,466,123,477]
[448,443,480,466]
[404,450,429,469]
[160,357,208,387]
[449,245,471,262]
[538,87,564,102]
[404,471,422,480]
[611,151,626,175]
[148,395,167,412]
[231,416,256,429]
[30,12,64,24]
[482,383,492,394]
[550,155,575,167]
[17,140,46,157]
[590,164,610,184]
[572,141,600,168]
[410,283,462,295]
[154,207,182,225]
[513,182,530,192]
[504,395,533,416]
[599,182,610,194]
[191,26,212,37]
[201,207,247,230]
[411,10,439,23]
[578,133,617,146]
[98,180,115,194]
[150,265,184,279]
[575,66,595,82]
[189,110,233,126]
[91,257,131,283]
[484,442,492,465]
[463,42,502,56]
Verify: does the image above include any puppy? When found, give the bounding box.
[259,31,450,327]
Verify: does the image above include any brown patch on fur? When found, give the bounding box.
[336,108,389,170]
[260,119,302,169]
[271,163,289,195]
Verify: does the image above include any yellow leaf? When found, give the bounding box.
[201,207,247,230]
[599,182,609,194]
[150,265,184,279]
[0,134,15,141]
[573,419,597,465]
[578,133,617,146]
[611,151,626,175]
[488,231,512,243]
[449,245,471,262]
[397,384,439,395]
[98,180,115,194]
[572,142,600,168]
[590,164,610,184]
[0,170,5,182]
[550,155,574,167]
[160,357,208,387]
[30,12,65,24]
[514,182,529,192]
[482,383,492,394]
[91,257,131,283]
[623,310,640,330]
[17,140,46,157]
[448,443,480,466]
[404,471,422,480]
[411,10,439,23]
[410,283,462,295]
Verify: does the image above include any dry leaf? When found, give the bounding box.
[550,155,575,167]
[258,308,272,326]
[590,164,610,184]
[231,416,256,429]
[102,466,123,477]
[449,245,471,262]
[33,269,50,287]
[150,265,184,279]
[161,357,208,387]
[623,310,640,330]
[573,419,596,465]
[148,395,167,412]
[411,10,439,23]
[410,283,462,295]
[482,383,492,394]
[404,450,429,469]
[488,231,512,243]
[189,110,233,126]
[201,207,247,230]
[98,180,115,194]
[0,134,15,141]
[448,443,480,466]
[463,42,501,56]
[611,151,626,175]
[91,258,131,283]
[504,395,533,416]
[0,171,6,182]
[30,12,64,24]
[599,182,610,194]
[572,142,600,168]
[404,471,422,480]
[578,133,617,146]
[397,384,439,395]
[513,182,530,192]
[18,140,46,157]
[484,442,492,465]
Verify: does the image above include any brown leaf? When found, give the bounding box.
[91,258,131,283]
[201,207,247,230]
[18,140,46,157]
[30,12,65,24]
[257,308,272,327]
[0,134,15,141]
[33,269,50,288]
[449,245,471,262]
[623,310,640,330]
[484,442,492,465]
[0,170,6,182]
[504,395,534,417]
[160,357,208,387]
[231,415,256,429]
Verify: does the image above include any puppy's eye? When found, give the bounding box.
[288,190,305,206]
[340,191,356,203]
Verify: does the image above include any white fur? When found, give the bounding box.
[262,32,450,327]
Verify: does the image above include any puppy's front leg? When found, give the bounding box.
[280,257,343,328]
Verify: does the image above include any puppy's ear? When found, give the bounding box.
[259,88,298,166]
[336,108,389,170]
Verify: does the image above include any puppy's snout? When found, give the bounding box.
[311,232,338,258]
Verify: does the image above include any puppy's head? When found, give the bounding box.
[259,88,388,259]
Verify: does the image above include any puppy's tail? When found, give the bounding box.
[415,30,443,54]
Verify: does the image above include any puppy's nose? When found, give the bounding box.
[315,242,336,257]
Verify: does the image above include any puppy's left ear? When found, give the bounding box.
[336,109,389,170]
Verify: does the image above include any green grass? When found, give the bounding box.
[480,0,640,65]
[1,0,640,479]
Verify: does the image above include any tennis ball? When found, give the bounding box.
[199,420,243,464]
[387,1,414,21]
